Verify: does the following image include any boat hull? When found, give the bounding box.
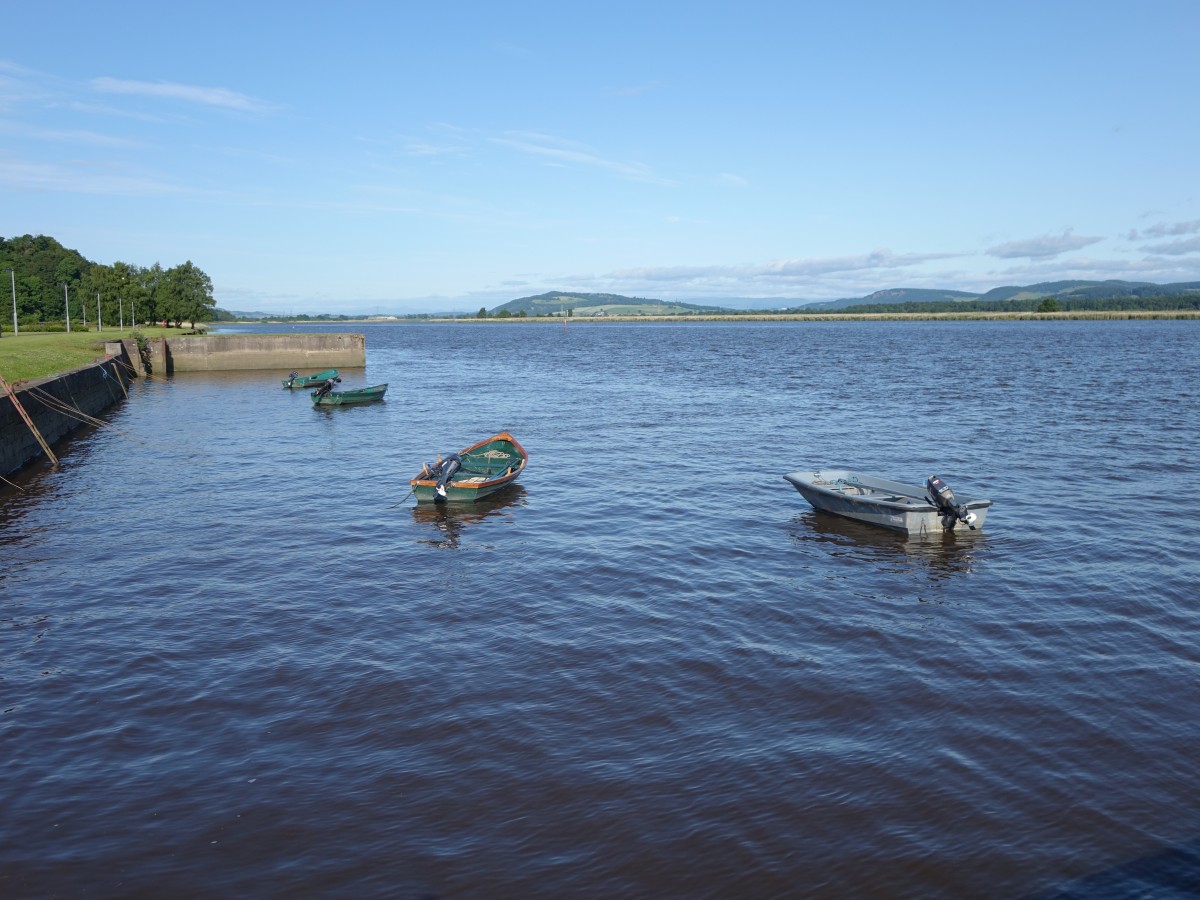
[784,469,991,535]
[284,369,339,388]
[411,432,527,504]
[311,384,387,406]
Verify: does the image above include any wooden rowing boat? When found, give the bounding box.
[410,431,527,503]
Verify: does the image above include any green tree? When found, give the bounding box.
[157,261,215,326]
[476,307,488,318]
[1036,297,1062,313]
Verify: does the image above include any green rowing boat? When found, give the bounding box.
[311,382,388,406]
[410,431,527,503]
[283,368,340,388]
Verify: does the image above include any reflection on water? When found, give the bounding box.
[410,484,527,549]
[788,508,988,580]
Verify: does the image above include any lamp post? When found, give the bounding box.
[5,267,14,337]
[119,296,123,330]
[63,283,71,333]
[97,291,102,333]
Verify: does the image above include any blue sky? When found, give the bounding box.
[3,2,1198,314]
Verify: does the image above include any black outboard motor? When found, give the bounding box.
[434,452,462,500]
[926,474,978,530]
[313,379,334,400]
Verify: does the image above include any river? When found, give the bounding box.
[2,319,1198,897]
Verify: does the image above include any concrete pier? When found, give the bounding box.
[150,333,366,373]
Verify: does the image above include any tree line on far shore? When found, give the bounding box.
[782,294,1200,316]
[0,234,214,331]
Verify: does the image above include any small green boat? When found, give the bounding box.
[311,382,388,406]
[411,431,527,503]
[283,368,340,389]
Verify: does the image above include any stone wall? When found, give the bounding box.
[152,333,366,372]
[1,348,135,478]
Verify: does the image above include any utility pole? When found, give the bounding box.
[64,283,71,333]
[97,291,103,333]
[4,268,13,337]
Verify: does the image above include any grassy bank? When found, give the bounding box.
[0,326,195,384]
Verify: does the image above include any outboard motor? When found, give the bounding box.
[314,379,334,400]
[434,452,462,499]
[926,474,978,530]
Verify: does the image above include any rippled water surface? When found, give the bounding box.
[3,320,1199,898]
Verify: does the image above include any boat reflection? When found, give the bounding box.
[789,509,988,581]
[411,484,527,549]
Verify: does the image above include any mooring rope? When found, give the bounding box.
[0,472,26,492]
[23,385,212,463]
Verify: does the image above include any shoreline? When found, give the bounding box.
[247,309,1200,325]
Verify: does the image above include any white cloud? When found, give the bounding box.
[1127,219,1200,240]
[0,119,139,147]
[987,228,1103,259]
[1140,236,1200,256]
[491,131,675,186]
[0,158,180,195]
[91,77,273,113]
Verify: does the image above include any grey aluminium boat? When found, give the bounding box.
[783,469,992,535]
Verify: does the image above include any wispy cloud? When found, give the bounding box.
[607,249,962,289]
[1140,236,1200,256]
[1126,219,1200,240]
[0,119,139,147]
[611,81,662,97]
[987,228,1103,259]
[757,249,959,278]
[0,158,181,195]
[404,140,465,157]
[91,77,273,113]
[491,131,674,186]
[493,41,531,59]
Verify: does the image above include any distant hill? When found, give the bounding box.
[490,291,729,317]
[802,288,980,311]
[974,279,1200,303]
[489,281,1200,318]
[798,280,1200,311]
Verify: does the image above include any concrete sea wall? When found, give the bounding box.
[151,333,366,372]
[1,348,136,478]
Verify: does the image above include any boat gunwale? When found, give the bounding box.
[783,471,993,512]
[310,383,388,405]
[409,431,528,494]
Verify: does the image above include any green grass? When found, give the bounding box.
[0,326,198,384]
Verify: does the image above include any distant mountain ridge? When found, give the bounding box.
[491,291,726,316]
[799,280,1200,311]
[490,281,1200,315]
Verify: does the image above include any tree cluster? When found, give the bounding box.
[0,234,215,330]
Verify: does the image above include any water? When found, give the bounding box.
[2,320,1198,898]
